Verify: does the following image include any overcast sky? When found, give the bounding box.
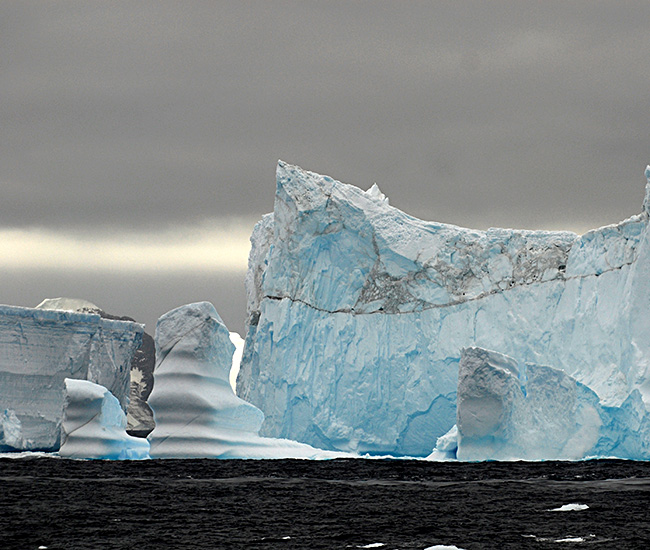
[1,1,649,333]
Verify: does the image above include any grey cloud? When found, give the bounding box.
[2,1,650,324]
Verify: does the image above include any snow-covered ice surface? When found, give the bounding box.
[0,304,143,451]
[238,161,650,457]
[148,302,346,459]
[59,379,149,460]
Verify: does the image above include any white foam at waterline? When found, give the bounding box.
[423,545,467,550]
[358,544,385,549]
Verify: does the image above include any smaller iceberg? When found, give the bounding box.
[148,302,343,459]
[0,409,25,451]
[451,347,650,461]
[59,379,149,460]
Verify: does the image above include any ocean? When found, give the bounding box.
[1,457,649,549]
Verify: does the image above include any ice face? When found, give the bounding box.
[238,161,650,457]
[453,347,650,461]
[59,379,149,460]
[0,304,143,451]
[148,302,342,459]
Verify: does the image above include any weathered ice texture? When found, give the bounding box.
[36,298,156,436]
[238,161,650,457]
[454,347,650,461]
[148,302,341,459]
[59,379,149,460]
[0,304,143,450]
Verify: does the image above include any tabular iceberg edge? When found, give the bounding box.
[0,304,143,451]
[237,160,650,460]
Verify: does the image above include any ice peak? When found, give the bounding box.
[365,183,389,204]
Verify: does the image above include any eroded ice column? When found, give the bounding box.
[59,379,149,460]
[148,302,337,459]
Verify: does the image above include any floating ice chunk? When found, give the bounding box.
[59,379,149,460]
[426,425,458,461]
[423,545,467,550]
[148,302,345,459]
[549,504,589,512]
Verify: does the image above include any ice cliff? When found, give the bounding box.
[59,379,149,460]
[148,302,342,459]
[238,161,650,457]
[0,304,143,451]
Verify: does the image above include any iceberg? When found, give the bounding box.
[36,298,156,436]
[148,302,342,459]
[238,161,650,457]
[0,304,143,450]
[59,378,149,460]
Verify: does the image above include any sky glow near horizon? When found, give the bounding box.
[0,219,254,273]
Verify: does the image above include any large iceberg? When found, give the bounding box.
[0,304,143,450]
[453,347,650,461]
[148,302,342,459]
[238,161,650,457]
[59,378,149,460]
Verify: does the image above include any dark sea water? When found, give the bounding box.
[1,457,649,550]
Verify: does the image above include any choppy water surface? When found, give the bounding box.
[1,457,649,549]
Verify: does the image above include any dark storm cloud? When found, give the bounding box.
[2,1,650,232]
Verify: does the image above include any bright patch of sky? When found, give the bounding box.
[0,218,253,274]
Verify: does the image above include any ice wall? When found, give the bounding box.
[454,347,650,461]
[0,305,143,450]
[59,379,149,460]
[238,161,650,457]
[148,302,339,459]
